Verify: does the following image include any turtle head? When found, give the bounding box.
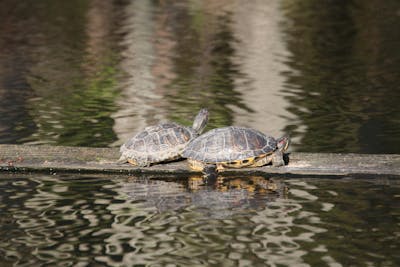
[192,108,209,134]
[277,136,290,152]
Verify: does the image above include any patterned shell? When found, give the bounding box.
[121,122,196,165]
[182,126,277,163]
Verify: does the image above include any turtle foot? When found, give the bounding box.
[202,164,218,183]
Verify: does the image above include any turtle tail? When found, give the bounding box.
[116,155,127,165]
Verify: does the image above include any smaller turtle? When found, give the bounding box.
[119,108,209,166]
[182,126,289,173]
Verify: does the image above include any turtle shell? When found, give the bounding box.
[182,126,277,163]
[121,122,196,166]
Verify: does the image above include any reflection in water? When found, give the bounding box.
[122,175,286,218]
[0,1,121,147]
[231,0,295,138]
[112,0,169,144]
[0,0,400,151]
[0,1,292,148]
[162,3,252,129]
[25,0,120,147]
[1,174,399,266]
[281,0,400,153]
[0,1,37,143]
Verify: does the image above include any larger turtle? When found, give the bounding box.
[182,126,289,172]
[119,108,209,166]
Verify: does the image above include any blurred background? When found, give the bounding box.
[1,0,399,153]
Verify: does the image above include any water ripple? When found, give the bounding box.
[0,174,399,266]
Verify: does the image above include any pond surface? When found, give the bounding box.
[1,0,400,153]
[0,174,399,266]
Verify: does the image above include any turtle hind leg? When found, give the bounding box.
[127,159,138,166]
[187,159,206,171]
[187,159,219,182]
[118,155,151,167]
[203,164,218,176]
[127,158,151,167]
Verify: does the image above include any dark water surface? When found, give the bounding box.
[0,174,399,266]
[1,0,400,153]
[1,2,399,266]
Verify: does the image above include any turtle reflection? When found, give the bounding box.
[188,175,287,193]
[122,175,287,218]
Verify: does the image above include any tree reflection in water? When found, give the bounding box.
[1,174,398,266]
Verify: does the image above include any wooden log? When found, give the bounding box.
[0,144,399,177]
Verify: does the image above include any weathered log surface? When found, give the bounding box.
[0,144,399,177]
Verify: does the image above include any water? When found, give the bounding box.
[0,174,398,266]
[1,2,399,265]
[1,0,400,153]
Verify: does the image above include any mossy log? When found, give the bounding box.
[0,144,399,177]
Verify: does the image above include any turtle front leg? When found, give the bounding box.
[203,164,218,180]
[271,151,285,167]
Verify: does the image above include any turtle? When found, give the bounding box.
[182,126,290,173]
[119,108,209,166]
